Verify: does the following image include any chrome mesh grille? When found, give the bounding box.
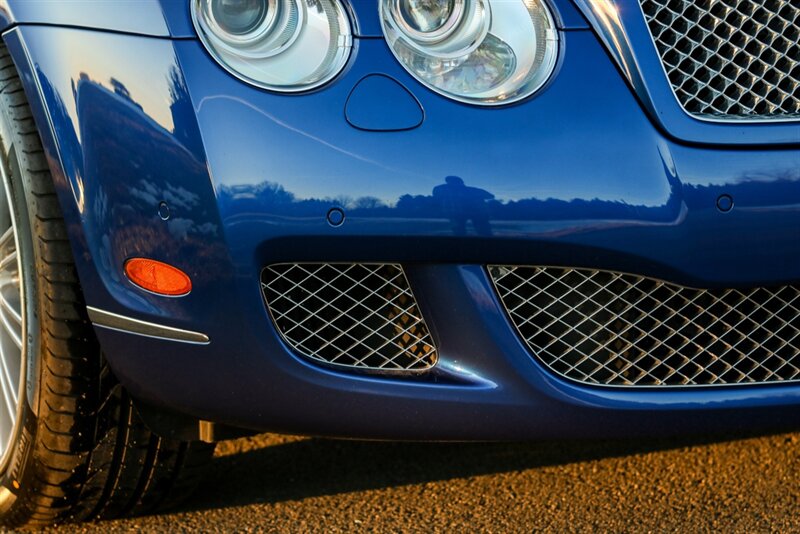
[639,0,800,119]
[489,266,800,387]
[262,263,437,372]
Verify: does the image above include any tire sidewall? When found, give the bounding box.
[0,98,45,514]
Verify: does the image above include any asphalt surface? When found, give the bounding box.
[34,429,799,533]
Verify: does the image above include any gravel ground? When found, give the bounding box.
[38,430,800,533]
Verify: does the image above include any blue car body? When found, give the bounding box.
[1,0,799,440]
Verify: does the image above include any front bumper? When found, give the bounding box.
[7,22,800,439]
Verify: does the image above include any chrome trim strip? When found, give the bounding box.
[86,307,210,345]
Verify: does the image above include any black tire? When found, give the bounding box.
[0,44,213,528]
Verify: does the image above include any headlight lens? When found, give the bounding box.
[396,0,458,35]
[211,0,268,35]
[192,0,353,92]
[381,0,558,105]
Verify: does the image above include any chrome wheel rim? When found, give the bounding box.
[0,164,24,466]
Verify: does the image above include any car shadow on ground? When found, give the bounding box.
[177,428,791,513]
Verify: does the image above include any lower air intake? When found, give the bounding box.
[261,263,437,372]
[489,266,800,387]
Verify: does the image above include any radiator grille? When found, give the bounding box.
[262,263,437,372]
[639,0,800,119]
[489,266,800,387]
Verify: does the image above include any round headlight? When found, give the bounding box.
[395,0,459,36]
[192,0,353,92]
[211,0,268,35]
[381,0,558,105]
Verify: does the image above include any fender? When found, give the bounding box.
[2,24,230,318]
[0,0,195,37]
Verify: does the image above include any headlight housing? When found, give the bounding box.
[381,0,559,105]
[192,0,353,92]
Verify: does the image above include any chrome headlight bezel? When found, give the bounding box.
[380,0,560,106]
[191,0,354,93]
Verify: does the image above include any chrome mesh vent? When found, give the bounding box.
[639,0,800,119]
[489,266,800,387]
[262,263,437,372]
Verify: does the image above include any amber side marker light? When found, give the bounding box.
[124,258,192,296]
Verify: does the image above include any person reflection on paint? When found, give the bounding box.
[432,176,494,236]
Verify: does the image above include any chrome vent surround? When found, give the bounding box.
[489,266,800,387]
[261,263,437,372]
[639,0,800,120]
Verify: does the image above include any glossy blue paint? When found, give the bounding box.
[8,27,230,327]
[158,0,197,37]
[177,35,799,287]
[347,0,388,36]
[0,0,173,36]
[345,74,424,131]
[91,263,800,439]
[5,16,800,440]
